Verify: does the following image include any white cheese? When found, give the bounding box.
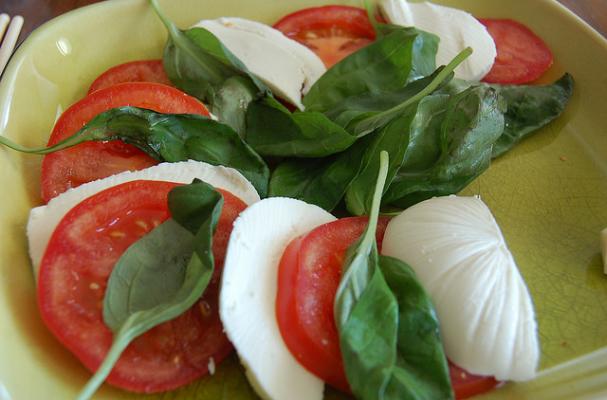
[220,197,335,400]
[380,0,496,81]
[27,160,260,279]
[382,195,539,381]
[193,17,326,109]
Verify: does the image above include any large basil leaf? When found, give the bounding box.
[149,0,268,135]
[303,27,438,113]
[0,107,269,197]
[335,151,452,400]
[442,73,574,158]
[77,181,223,400]
[268,136,371,211]
[345,95,449,216]
[383,86,505,209]
[245,97,357,158]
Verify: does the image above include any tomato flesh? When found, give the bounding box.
[480,18,553,84]
[450,362,500,399]
[40,82,209,202]
[274,6,376,68]
[88,60,171,94]
[276,216,390,392]
[38,180,247,393]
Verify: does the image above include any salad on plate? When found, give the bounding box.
[0,0,577,399]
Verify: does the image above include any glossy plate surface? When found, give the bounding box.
[0,0,606,399]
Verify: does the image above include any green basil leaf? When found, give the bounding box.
[345,95,448,216]
[245,97,357,158]
[441,73,574,158]
[378,255,453,400]
[0,107,269,197]
[325,68,448,128]
[149,0,268,135]
[343,48,470,138]
[335,151,452,400]
[492,73,574,157]
[77,181,223,400]
[303,28,438,113]
[383,86,505,209]
[268,136,371,211]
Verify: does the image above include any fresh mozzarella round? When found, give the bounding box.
[27,160,260,278]
[382,195,539,381]
[193,17,326,109]
[380,0,497,81]
[220,197,335,400]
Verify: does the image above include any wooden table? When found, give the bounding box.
[3,0,607,42]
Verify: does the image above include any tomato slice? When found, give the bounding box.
[88,60,171,94]
[480,19,553,84]
[276,216,390,392]
[38,180,247,393]
[273,5,376,68]
[40,82,209,202]
[449,362,500,399]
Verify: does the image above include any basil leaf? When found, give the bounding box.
[441,73,574,158]
[378,255,453,400]
[335,151,452,400]
[0,107,269,197]
[149,0,268,135]
[246,97,357,158]
[345,95,448,216]
[383,86,505,209]
[268,136,371,211]
[303,28,438,113]
[492,73,574,157]
[77,181,223,400]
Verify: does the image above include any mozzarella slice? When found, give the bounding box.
[382,195,539,381]
[27,160,260,278]
[220,197,335,400]
[193,17,326,109]
[380,0,496,81]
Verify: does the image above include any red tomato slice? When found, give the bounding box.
[449,362,500,399]
[273,5,376,68]
[40,82,209,203]
[480,19,553,84]
[38,180,247,393]
[276,216,390,393]
[88,60,171,94]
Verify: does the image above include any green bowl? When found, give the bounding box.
[1,0,606,398]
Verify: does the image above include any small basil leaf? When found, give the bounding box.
[441,73,574,158]
[212,76,259,137]
[335,151,453,399]
[492,73,574,157]
[384,86,505,209]
[246,97,357,158]
[78,181,223,400]
[268,136,371,211]
[303,28,438,113]
[103,219,195,331]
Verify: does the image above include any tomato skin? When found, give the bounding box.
[480,18,553,84]
[276,216,390,393]
[273,5,376,68]
[40,82,209,202]
[449,362,500,399]
[88,60,171,94]
[38,180,247,393]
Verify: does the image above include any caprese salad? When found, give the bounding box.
[0,0,575,399]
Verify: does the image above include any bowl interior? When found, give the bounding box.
[0,0,606,399]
